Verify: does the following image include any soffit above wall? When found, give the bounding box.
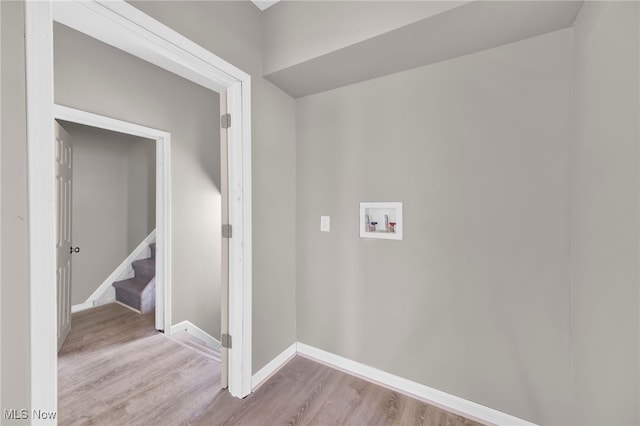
[262,1,471,75]
[264,1,584,98]
[252,0,280,11]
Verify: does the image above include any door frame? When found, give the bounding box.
[25,0,253,417]
[54,105,172,334]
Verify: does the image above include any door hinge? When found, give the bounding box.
[222,224,233,238]
[221,333,232,349]
[221,113,231,129]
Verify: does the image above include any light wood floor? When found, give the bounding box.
[59,303,483,425]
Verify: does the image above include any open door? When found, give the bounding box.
[55,121,73,351]
[220,92,230,388]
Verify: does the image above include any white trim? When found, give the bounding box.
[25,2,57,420]
[115,300,142,314]
[70,229,156,314]
[225,79,253,396]
[169,320,222,350]
[52,1,246,92]
[26,0,253,414]
[0,1,3,416]
[157,126,173,333]
[251,343,297,391]
[241,80,254,397]
[0,0,3,410]
[71,301,93,314]
[55,104,169,140]
[296,343,537,426]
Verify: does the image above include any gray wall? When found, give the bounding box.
[572,2,640,424]
[130,1,298,373]
[128,137,156,253]
[54,23,222,338]
[58,122,155,306]
[296,29,573,424]
[1,1,30,419]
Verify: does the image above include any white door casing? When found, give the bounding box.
[220,91,229,389]
[25,0,253,419]
[55,121,72,351]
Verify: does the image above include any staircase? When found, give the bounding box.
[112,243,156,313]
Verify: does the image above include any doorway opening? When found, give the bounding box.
[25,0,253,415]
[53,105,171,332]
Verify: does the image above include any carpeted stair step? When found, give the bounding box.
[113,277,149,311]
[112,242,156,313]
[132,257,155,281]
[139,276,156,314]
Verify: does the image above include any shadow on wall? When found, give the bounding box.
[197,114,222,192]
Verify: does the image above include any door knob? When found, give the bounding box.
[70,247,80,254]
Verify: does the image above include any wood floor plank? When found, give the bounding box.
[304,371,370,425]
[58,304,221,426]
[59,303,484,426]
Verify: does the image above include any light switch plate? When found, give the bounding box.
[320,216,330,232]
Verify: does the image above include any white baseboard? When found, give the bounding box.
[296,343,537,426]
[169,320,221,350]
[71,301,93,314]
[251,342,297,390]
[115,300,141,314]
[71,288,116,313]
[73,230,156,313]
